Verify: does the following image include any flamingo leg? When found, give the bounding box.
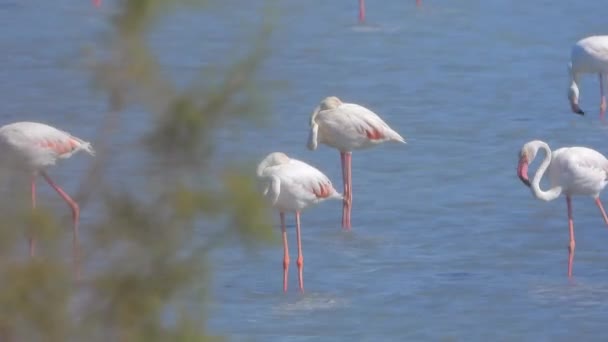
[358,0,365,24]
[566,196,576,278]
[295,211,304,293]
[29,175,36,257]
[280,212,289,293]
[416,0,422,6]
[600,74,607,121]
[41,171,81,277]
[594,197,608,225]
[346,152,352,229]
[340,152,353,230]
[340,152,347,228]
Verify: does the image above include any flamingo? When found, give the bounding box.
[307,96,405,230]
[257,152,342,292]
[568,35,608,119]
[0,122,95,258]
[517,140,608,277]
[358,0,421,25]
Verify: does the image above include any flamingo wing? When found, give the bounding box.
[288,159,341,199]
[337,103,404,142]
[553,147,608,194]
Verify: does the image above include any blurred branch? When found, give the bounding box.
[0,0,277,340]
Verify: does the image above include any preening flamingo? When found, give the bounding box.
[0,122,95,258]
[257,152,342,292]
[307,96,405,230]
[517,140,608,277]
[568,35,608,119]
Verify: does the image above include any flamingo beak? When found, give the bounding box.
[571,102,585,115]
[517,155,531,187]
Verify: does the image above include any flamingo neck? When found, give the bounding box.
[568,63,580,99]
[530,142,562,201]
[359,0,365,24]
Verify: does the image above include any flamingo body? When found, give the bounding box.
[307,96,405,229]
[257,152,341,292]
[568,35,608,117]
[0,121,94,265]
[547,147,608,196]
[0,121,94,170]
[517,140,608,277]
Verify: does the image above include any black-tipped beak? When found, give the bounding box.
[519,174,531,187]
[571,103,585,115]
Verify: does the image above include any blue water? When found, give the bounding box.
[2,0,608,340]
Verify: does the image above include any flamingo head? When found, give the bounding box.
[517,155,531,187]
[568,74,584,115]
[257,152,290,177]
[517,142,541,187]
[319,96,343,111]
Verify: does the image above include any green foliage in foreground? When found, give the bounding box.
[0,0,276,340]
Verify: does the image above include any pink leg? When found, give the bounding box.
[345,152,353,229]
[29,175,36,257]
[280,212,289,293]
[600,74,606,121]
[566,196,576,278]
[594,197,608,226]
[416,0,422,6]
[358,0,365,24]
[295,211,304,293]
[340,152,348,228]
[340,151,353,230]
[41,171,81,277]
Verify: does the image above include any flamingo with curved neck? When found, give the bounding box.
[517,140,608,277]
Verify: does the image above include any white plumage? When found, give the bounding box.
[517,140,608,277]
[0,121,95,170]
[257,152,341,292]
[258,152,342,212]
[307,96,405,151]
[307,96,405,229]
[0,121,95,263]
[568,35,608,118]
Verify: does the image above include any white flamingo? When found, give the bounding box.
[517,140,608,277]
[0,121,95,258]
[307,96,405,230]
[568,35,608,119]
[257,152,342,293]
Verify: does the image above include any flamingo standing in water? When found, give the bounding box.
[307,96,405,230]
[517,140,608,277]
[0,122,95,258]
[568,35,608,119]
[257,152,342,292]
[358,0,421,24]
